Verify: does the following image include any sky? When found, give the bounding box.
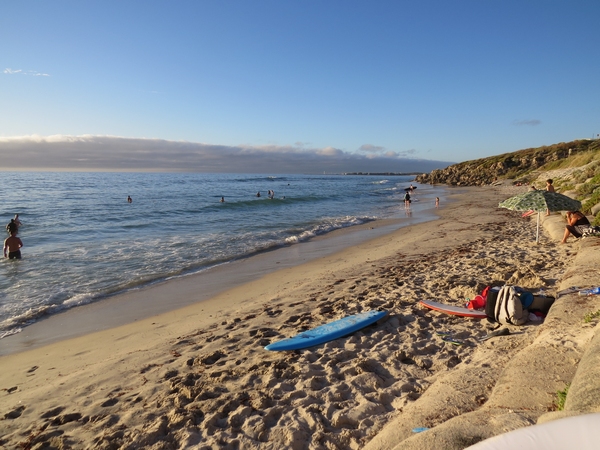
[1,0,599,173]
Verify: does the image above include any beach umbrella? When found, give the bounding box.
[498,190,582,243]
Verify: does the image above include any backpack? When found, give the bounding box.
[486,285,529,325]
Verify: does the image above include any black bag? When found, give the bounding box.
[484,286,501,321]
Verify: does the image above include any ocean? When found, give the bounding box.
[0,172,443,339]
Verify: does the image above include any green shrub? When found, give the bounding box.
[584,310,600,323]
[555,383,570,410]
[577,183,600,196]
[582,191,600,215]
[542,160,569,171]
[559,183,575,192]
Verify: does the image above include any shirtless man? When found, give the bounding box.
[4,229,23,259]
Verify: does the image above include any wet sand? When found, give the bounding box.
[0,203,440,356]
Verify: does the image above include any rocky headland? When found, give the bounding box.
[416,139,600,225]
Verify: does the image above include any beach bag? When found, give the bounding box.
[582,226,600,238]
[483,286,501,318]
[489,285,529,325]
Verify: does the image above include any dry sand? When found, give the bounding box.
[0,184,595,450]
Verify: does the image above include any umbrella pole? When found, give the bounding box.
[536,212,540,243]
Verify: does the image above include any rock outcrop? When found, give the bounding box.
[416,140,597,186]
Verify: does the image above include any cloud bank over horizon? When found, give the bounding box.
[0,135,453,174]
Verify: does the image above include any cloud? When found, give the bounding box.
[359,145,420,158]
[359,144,385,153]
[4,68,50,76]
[512,119,541,126]
[399,148,418,156]
[0,135,453,174]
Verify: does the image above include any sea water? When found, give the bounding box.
[0,172,442,338]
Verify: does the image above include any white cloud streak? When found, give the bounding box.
[512,119,541,126]
[359,144,385,153]
[0,135,452,173]
[4,68,50,76]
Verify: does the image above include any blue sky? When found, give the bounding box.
[1,1,599,173]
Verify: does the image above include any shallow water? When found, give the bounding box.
[0,172,441,336]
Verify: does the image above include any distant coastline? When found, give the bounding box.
[342,172,421,176]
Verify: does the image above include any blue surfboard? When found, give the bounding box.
[264,310,388,351]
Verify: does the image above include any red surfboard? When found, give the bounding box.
[420,299,487,318]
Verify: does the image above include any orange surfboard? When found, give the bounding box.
[420,299,487,318]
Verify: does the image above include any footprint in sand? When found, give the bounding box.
[198,350,226,366]
[101,398,119,407]
[40,406,65,418]
[4,405,26,419]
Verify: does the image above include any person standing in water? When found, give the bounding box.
[127,196,132,203]
[6,219,17,234]
[4,229,23,259]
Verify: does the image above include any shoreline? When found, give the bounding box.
[2,184,588,449]
[0,192,444,356]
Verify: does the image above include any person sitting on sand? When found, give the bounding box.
[4,229,23,259]
[561,210,590,244]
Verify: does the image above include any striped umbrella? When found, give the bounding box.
[499,190,582,243]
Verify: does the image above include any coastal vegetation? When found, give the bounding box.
[554,383,570,411]
[584,309,600,323]
[416,139,600,225]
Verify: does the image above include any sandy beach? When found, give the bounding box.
[1,183,597,449]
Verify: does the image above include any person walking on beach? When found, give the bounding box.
[404,191,411,209]
[435,197,439,208]
[545,179,555,216]
[4,229,23,260]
